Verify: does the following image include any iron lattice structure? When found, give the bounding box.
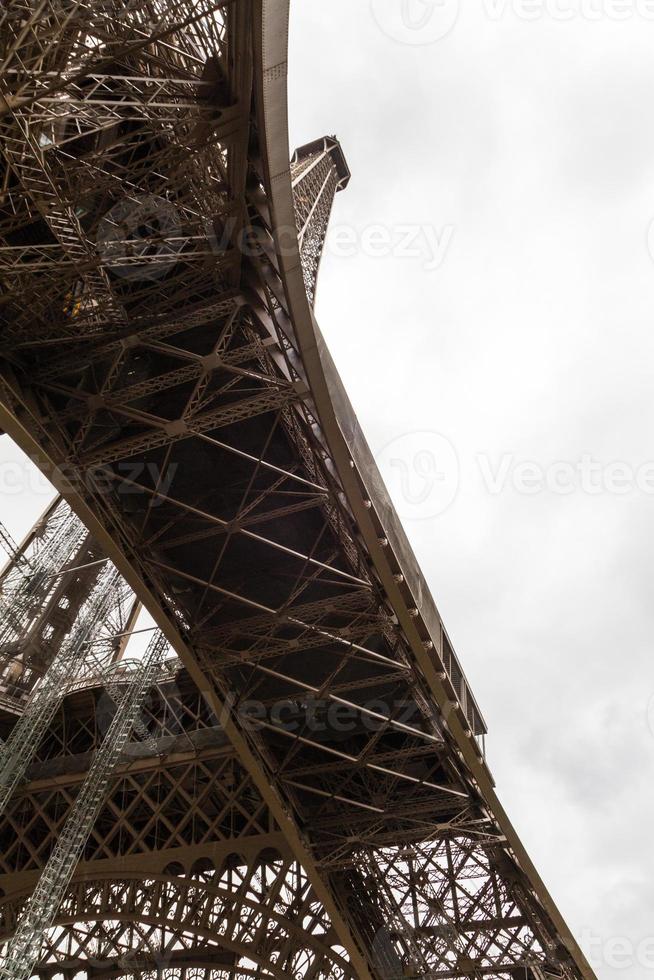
[0,499,138,708]
[0,2,596,979]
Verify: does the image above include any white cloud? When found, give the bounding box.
[289,7,654,978]
[1,10,651,976]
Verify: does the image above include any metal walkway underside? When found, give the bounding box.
[0,2,595,979]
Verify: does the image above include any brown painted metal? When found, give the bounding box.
[0,2,596,978]
[0,672,353,979]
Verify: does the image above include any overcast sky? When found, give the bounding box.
[1,4,653,977]
[287,4,654,978]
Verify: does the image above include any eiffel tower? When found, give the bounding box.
[0,3,596,979]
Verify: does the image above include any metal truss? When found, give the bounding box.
[0,670,565,980]
[0,3,596,979]
[0,864,355,980]
[0,672,353,979]
[0,503,86,651]
[0,522,27,569]
[0,499,139,710]
[291,138,350,306]
[0,631,168,980]
[0,668,268,881]
[347,844,566,980]
[0,562,129,815]
[0,0,244,348]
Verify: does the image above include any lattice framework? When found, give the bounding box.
[0,3,595,979]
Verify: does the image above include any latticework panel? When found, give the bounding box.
[0,751,272,876]
[0,858,355,980]
[0,0,245,346]
[0,3,593,978]
[0,499,138,708]
[291,151,339,305]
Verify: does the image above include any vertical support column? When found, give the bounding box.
[0,499,136,705]
[0,562,127,814]
[291,137,350,305]
[0,500,87,698]
[0,631,169,980]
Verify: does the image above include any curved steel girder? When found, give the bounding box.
[0,869,355,980]
[0,400,372,974]
[0,3,595,980]
[0,6,376,974]
[252,3,595,979]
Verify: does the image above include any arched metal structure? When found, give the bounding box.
[1,868,355,980]
[0,2,596,978]
[0,673,354,980]
[0,499,136,707]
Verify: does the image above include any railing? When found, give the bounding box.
[0,631,169,980]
